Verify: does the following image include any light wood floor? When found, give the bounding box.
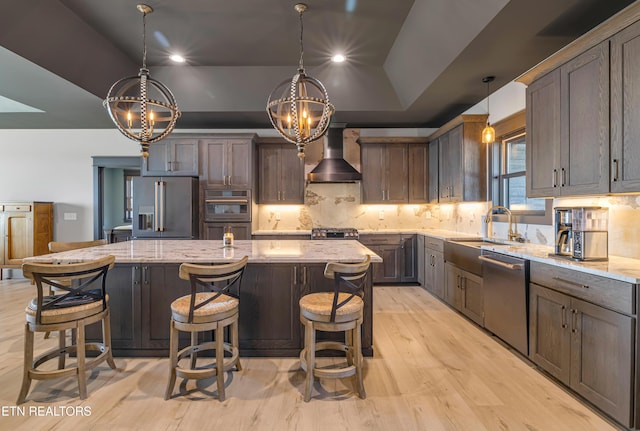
[0,278,623,431]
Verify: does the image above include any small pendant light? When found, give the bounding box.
[481,76,496,144]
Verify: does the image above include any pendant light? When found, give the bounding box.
[103,4,181,157]
[266,3,335,159]
[481,76,496,145]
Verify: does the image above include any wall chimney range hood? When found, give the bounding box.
[307,127,362,183]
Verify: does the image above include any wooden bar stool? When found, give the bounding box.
[299,255,371,401]
[165,256,248,401]
[17,255,118,404]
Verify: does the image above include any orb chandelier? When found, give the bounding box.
[481,76,496,145]
[266,3,334,159]
[103,4,180,158]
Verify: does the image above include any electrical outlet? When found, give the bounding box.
[425,210,432,219]
[378,211,384,220]
[275,212,281,221]
[63,212,77,221]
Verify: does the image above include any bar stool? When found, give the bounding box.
[17,255,118,404]
[165,256,248,401]
[299,255,371,401]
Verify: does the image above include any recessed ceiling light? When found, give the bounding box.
[331,54,346,63]
[170,54,185,63]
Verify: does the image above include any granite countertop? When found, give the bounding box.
[252,230,311,236]
[23,239,382,265]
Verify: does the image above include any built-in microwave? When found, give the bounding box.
[203,189,251,222]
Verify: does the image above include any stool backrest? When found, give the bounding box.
[179,256,249,323]
[48,239,108,253]
[22,255,115,324]
[324,255,371,322]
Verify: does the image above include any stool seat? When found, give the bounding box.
[26,294,110,325]
[300,292,363,322]
[171,292,238,323]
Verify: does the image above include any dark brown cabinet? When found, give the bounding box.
[200,136,254,189]
[422,236,444,299]
[258,142,305,204]
[360,143,407,203]
[529,264,635,427]
[611,20,640,193]
[142,139,199,176]
[202,223,251,240]
[444,262,483,326]
[526,43,609,197]
[428,115,486,203]
[428,140,439,203]
[359,234,416,284]
[408,144,429,203]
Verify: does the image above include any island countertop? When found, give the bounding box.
[23,239,382,265]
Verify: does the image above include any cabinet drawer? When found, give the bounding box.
[424,236,444,252]
[530,262,635,315]
[4,205,31,212]
[358,234,401,245]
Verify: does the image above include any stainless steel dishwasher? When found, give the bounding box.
[479,250,529,356]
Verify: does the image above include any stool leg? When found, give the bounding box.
[353,322,366,399]
[190,331,198,370]
[303,319,316,402]
[345,329,354,367]
[102,309,117,370]
[58,329,66,369]
[76,321,88,400]
[164,319,178,400]
[216,324,225,401]
[17,323,34,405]
[231,317,241,371]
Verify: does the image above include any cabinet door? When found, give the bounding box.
[417,235,425,286]
[570,297,633,426]
[142,142,170,176]
[361,144,385,203]
[227,139,252,189]
[202,223,251,241]
[373,245,401,283]
[258,144,282,203]
[428,140,439,203]
[239,264,300,350]
[408,144,428,203]
[444,263,462,309]
[168,140,198,176]
[460,270,483,326]
[385,144,408,203]
[447,125,463,202]
[5,210,32,265]
[202,139,227,188]
[560,43,610,195]
[400,235,416,282]
[279,145,305,203]
[438,132,452,201]
[529,283,571,383]
[526,69,561,198]
[611,20,640,193]
[431,250,445,299]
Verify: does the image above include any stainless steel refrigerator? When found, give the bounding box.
[132,176,199,239]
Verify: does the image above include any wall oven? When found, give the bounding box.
[203,189,251,222]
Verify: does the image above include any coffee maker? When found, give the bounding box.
[554,208,573,257]
[572,207,608,261]
[553,207,608,261]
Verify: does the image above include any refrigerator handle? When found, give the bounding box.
[159,181,166,232]
[154,181,160,232]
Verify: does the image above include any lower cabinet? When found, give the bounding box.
[529,277,634,426]
[444,262,484,326]
[422,236,445,298]
[202,223,251,240]
[359,234,416,284]
[87,262,373,357]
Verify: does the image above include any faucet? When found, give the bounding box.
[484,205,523,242]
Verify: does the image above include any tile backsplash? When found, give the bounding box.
[256,183,640,259]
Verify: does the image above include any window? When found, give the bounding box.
[490,111,551,224]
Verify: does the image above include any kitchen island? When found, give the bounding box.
[24,240,381,357]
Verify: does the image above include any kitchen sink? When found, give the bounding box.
[449,238,511,248]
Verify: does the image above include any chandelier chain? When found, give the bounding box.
[298,9,305,71]
[142,10,148,69]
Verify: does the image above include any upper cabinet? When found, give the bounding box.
[142,138,199,176]
[200,135,255,190]
[526,44,609,198]
[611,20,640,192]
[428,114,487,203]
[520,5,640,198]
[258,140,305,204]
[359,138,428,204]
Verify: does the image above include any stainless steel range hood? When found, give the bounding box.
[307,127,362,183]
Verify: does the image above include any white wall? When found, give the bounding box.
[0,129,138,241]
